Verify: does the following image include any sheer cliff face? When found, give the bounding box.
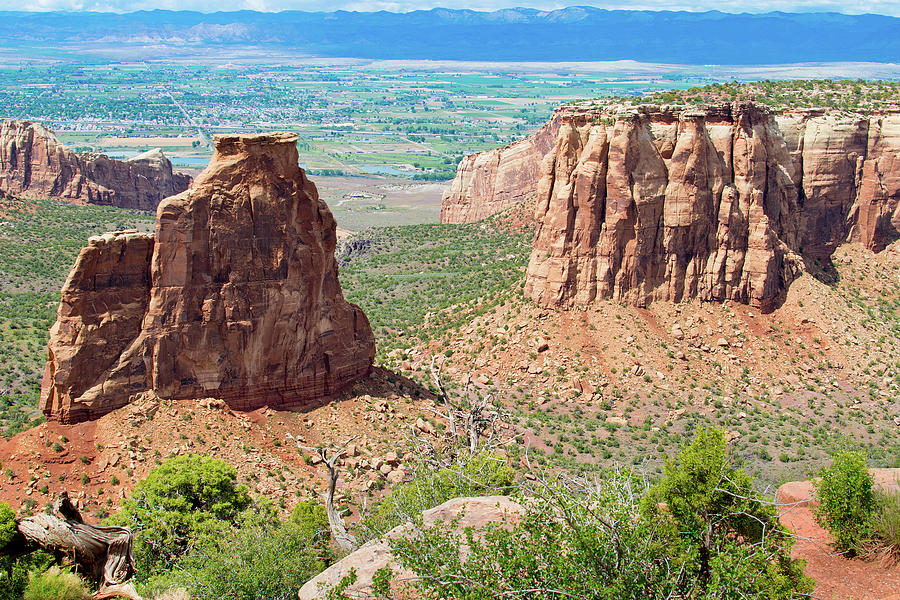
[444,102,900,310]
[40,133,375,424]
[0,120,191,210]
[440,113,591,223]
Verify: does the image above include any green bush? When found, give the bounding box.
[144,520,335,600]
[23,567,89,600]
[390,473,670,600]
[1,552,54,600]
[361,430,812,600]
[106,454,254,578]
[289,500,330,542]
[646,428,811,597]
[814,450,877,554]
[0,503,55,600]
[871,490,900,558]
[0,502,15,550]
[357,453,516,541]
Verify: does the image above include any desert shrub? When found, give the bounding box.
[0,502,15,550]
[290,500,330,542]
[871,490,900,560]
[646,427,811,598]
[106,454,254,578]
[391,473,673,600]
[357,453,516,541]
[814,450,877,554]
[1,552,54,600]
[1,503,55,600]
[372,429,812,600]
[23,567,89,600]
[146,589,189,600]
[144,519,335,600]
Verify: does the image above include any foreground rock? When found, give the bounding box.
[40,132,375,423]
[0,120,191,210]
[299,496,524,600]
[442,102,900,310]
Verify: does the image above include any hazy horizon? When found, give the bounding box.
[6,2,900,17]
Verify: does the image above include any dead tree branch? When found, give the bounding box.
[288,434,359,552]
[411,357,518,474]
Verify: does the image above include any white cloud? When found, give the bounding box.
[2,0,899,16]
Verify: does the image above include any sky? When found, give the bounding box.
[8,0,900,16]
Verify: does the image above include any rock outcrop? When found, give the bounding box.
[0,121,191,210]
[440,115,580,223]
[299,496,524,600]
[443,102,900,310]
[40,132,375,424]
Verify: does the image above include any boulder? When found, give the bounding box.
[40,132,375,423]
[298,496,524,600]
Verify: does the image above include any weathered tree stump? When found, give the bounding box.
[3,493,135,587]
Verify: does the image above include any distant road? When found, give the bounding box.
[166,91,211,150]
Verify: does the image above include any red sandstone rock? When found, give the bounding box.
[525,103,803,310]
[850,115,900,251]
[40,132,375,423]
[445,101,900,309]
[440,113,586,223]
[0,121,191,210]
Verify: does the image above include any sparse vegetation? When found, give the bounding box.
[634,79,900,112]
[22,568,90,600]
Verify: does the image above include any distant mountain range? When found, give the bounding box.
[2,7,899,65]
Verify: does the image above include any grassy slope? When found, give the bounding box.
[338,218,533,363]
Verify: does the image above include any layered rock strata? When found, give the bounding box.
[40,132,375,423]
[0,121,191,210]
[439,114,586,223]
[442,102,900,310]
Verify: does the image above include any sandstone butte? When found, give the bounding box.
[0,120,191,210]
[441,102,900,311]
[39,132,375,424]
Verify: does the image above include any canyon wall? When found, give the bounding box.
[440,115,576,223]
[0,121,191,210]
[40,132,375,424]
[443,102,900,310]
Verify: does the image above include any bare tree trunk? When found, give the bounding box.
[322,454,357,552]
[431,356,458,439]
[288,434,359,552]
[3,494,135,587]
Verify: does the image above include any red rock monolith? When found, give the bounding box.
[40,132,374,423]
